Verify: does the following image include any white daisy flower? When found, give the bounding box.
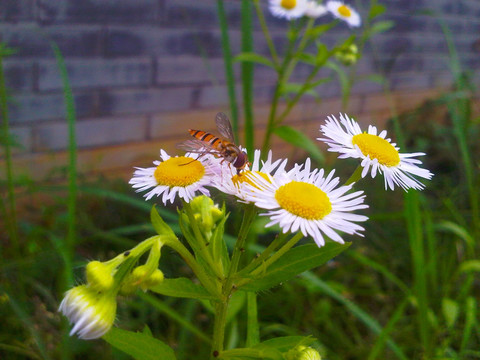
[214,149,287,201]
[59,285,116,340]
[269,0,308,20]
[129,149,219,204]
[244,159,368,247]
[319,113,434,191]
[326,1,361,27]
[305,1,328,18]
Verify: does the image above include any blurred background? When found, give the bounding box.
[0,0,479,359]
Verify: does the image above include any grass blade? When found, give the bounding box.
[240,0,254,153]
[301,272,408,360]
[216,0,239,139]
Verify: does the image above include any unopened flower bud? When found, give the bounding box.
[59,285,116,340]
[141,269,165,290]
[286,346,322,360]
[189,195,223,235]
[86,261,114,291]
[335,43,359,66]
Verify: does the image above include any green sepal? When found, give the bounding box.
[151,205,176,238]
[240,242,351,292]
[149,278,216,300]
[103,327,176,360]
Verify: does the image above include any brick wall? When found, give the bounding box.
[1,0,479,179]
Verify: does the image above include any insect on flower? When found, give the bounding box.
[177,112,249,174]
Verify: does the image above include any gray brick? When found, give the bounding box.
[156,56,236,85]
[34,115,148,151]
[196,84,274,109]
[390,72,431,91]
[98,87,193,116]
[38,58,153,91]
[0,0,35,22]
[0,24,103,58]
[38,0,160,25]
[6,126,32,153]
[104,27,238,58]
[3,60,34,92]
[164,0,218,28]
[9,92,97,123]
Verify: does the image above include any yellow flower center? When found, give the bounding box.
[352,133,400,167]
[232,171,271,190]
[281,0,297,10]
[338,4,352,17]
[275,181,332,220]
[154,157,205,187]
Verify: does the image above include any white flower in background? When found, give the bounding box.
[129,150,219,204]
[326,1,361,27]
[214,150,287,201]
[319,113,434,191]
[269,0,308,20]
[244,159,368,247]
[305,1,328,19]
[59,285,116,340]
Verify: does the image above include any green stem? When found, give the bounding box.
[238,232,288,276]
[241,0,255,153]
[183,201,224,279]
[219,347,279,359]
[216,0,239,137]
[164,236,221,299]
[250,232,303,276]
[261,23,299,154]
[253,0,279,66]
[211,299,229,359]
[225,204,257,290]
[282,18,315,82]
[345,165,363,186]
[0,46,19,256]
[246,292,260,346]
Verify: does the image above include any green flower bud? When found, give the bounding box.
[141,269,165,290]
[286,346,322,360]
[189,195,223,236]
[335,43,359,66]
[85,261,114,291]
[59,285,117,340]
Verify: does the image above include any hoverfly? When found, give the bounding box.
[177,112,249,174]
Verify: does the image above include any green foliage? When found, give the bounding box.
[241,243,350,292]
[150,278,214,300]
[103,327,176,360]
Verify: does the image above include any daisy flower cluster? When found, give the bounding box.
[129,113,432,248]
[269,0,361,26]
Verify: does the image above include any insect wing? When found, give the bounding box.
[215,112,235,142]
[177,139,219,155]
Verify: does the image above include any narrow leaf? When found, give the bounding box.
[234,52,275,69]
[241,242,350,292]
[150,205,176,238]
[370,20,395,35]
[103,327,176,360]
[274,126,324,163]
[149,278,215,300]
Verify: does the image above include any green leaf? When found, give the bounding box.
[306,23,336,39]
[369,4,386,19]
[457,260,480,274]
[254,336,315,352]
[226,290,247,323]
[103,327,176,360]
[149,278,215,299]
[151,205,176,238]
[442,298,459,328]
[234,52,275,69]
[370,20,395,35]
[280,83,318,99]
[241,242,350,292]
[298,53,317,66]
[274,126,324,164]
